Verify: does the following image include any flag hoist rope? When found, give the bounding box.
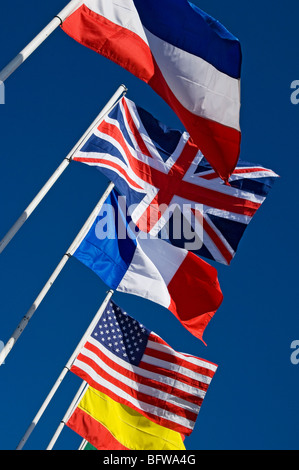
[16,289,114,450]
[0,0,84,83]
[0,84,127,254]
[0,180,115,367]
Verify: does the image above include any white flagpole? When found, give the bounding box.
[16,288,114,450]
[78,439,88,450]
[47,380,88,450]
[0,84,127,254]
[0,180,115,366]
[0,0,84,83]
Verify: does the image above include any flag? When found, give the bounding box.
[70,300,217,436]
[73,189,223,343]
[69,391,129,450]
[73,96,279,265]
[82,442,97,450]
[67,385,186,450]
[62,0,242,181]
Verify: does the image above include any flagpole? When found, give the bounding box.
[16,288,114,450]
[0,84,127,255]
[47,380,88,450]
[0,0,84,83]
[0,181,115,366]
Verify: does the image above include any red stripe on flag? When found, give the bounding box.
[191,208,233,265]
[73,156,144,190]
[76,342,203,411]
[202,214,233,265]
[196,166,273,181]
[135,140,199,232]
[122,97,154,158]
[61,5,155,82]
[98,121,155,184]
[138,359,208,395]
[66,406,129,450]
[144,345,215,381]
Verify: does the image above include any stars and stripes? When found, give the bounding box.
[70,300,217,436]
[73,96,278,265]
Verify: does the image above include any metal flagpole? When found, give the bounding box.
[0,84,127,254]
[0,0,84,83]
[16,288,114,450]
[0,180,115,366]
[47,380,88,450]
[78,439,88,450]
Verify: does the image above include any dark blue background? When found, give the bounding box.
[0,0,298,450]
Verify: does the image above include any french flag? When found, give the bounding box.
[73,189,223,344]
[61,0,242,182]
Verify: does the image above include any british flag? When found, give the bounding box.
[72,96,278,265]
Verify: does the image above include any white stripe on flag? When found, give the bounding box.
[86,336,209,398]
[74,357,196,430]
[148,336,218,371]
[78,350,200,414]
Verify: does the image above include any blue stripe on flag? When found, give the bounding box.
[73,190,137,289]
[133,0,241,78]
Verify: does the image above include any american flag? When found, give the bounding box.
[71,300,217,436]
[72,96,278,265]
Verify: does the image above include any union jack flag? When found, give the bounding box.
[72,97,278,265]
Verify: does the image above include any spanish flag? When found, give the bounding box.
[67,386,186,451]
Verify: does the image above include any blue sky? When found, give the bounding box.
[0,0,298,451]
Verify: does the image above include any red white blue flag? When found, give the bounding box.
[72,96,278,265]
[62,0,242,181]
[71,298,218,436]
[72,189,223,344]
